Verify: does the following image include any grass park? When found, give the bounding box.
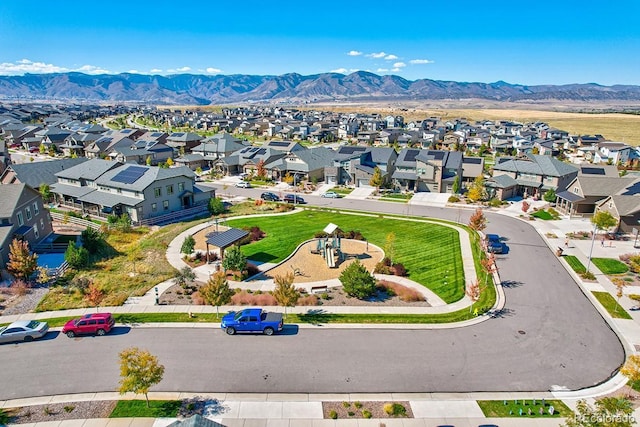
[30,204,496,323]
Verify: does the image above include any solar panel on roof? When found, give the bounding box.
[111,165,148,184]
[269,141,289,147]
[172,132,184,137]
[581,167,605,175]
[464,157,482,164]
[151,132,162,137]
[256,148,266,155]
[405,150,419,162]
[121,129,132,134]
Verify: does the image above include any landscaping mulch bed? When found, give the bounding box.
[4,400,117,424]
[322,401,413,419]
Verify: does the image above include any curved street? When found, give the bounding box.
[0,195,626,400]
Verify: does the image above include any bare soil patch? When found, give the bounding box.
[4,401,116,424]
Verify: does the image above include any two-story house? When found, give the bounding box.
[594,142,633,165]
[392,148,463,193]
[0,184,54,268]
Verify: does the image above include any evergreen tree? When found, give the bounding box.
[339,260,377,299]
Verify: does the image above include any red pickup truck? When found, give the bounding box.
[62,313,115,337]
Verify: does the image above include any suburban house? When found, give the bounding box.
[392,148,463,193]
[462,157,485,184]
[556,176,640,217]
[109,140,174,165]
[49,159,213,225]
[593,142,633,165]
[324,146,397,187]
[166,132,203,152]
[0,184,54,268]
[190,133,247,169]
[0,158,89,189]
[487,154,578,201]
[595,195,640,234]
[264,146,335,183]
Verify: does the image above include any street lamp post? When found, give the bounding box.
[586,223,598,273]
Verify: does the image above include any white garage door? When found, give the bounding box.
[358,179,373,188]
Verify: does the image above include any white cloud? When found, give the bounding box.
[205,67,222,74]
[391,68,402,72]
[393,62,406,68]
[331,68,348,74]
[150,68,163,73]
[376,68,389,72]
[410,59,435,64]
[127,70,141,74]
[368,51,387,59]
[347,50,362,56]
[384,54,398,60]
[0,59,114,75]
[0,59,68,74]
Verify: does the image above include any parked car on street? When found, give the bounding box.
[62,313,115,338]
[0,320,49,343]
[284,194,305,204]
[485,234,504,254]
[321,191,340,198]
[221,308,284,335]
[235,181,251,188]
[261,192,280,201]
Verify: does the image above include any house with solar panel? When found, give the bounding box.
[49,159,213,225]
[392,148,463,193]
[486,153,578,200]
[324,146,397,187]
[166,132,203,153]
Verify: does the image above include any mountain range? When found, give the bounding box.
[1,71,639,105]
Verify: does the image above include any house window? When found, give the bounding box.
[34,223,39,239]
[574,187,579,194]
[25,207,32,220]
[33,202,39,215]
[166,185,174,195]
[154,187,161,197]
[178,182,184,192]
[152,203,157,212]
[609,201,613,208]
[17,211,24,226]
[163,200,169,210]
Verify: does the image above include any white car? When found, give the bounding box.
[235,181,252,188]
[321,191,340,198]
[0,320,49,344]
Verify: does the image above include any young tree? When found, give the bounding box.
[339,260,377,299]
[181,235,196,255]
[174,266,196,288]
[256,159,267,179]
[64,241,89,269]
[612,277,628,314]
[384,232,396,264]
[200,271,234,318]
[465,279,483,313]
[621,354,640,388]
[467,175,486,202]
[39,183,51,202]
[592,210,618,238]
[118,347,165,408]
[7,238,39,281]
[468,208,487,232]
[166,157,174,167]
[451,175,461,194]
[272,272,299,318]
[222,245,247,277]
[543,188,556,203]
[195,166,203,176]
[563,397,634,427]
[146,155,152,166]
[208,197,226,216]
[369,166,385,193]
[81,227,104,254]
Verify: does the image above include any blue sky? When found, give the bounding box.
[0,0,638,85]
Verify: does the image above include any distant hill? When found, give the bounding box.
[1,71,639,105]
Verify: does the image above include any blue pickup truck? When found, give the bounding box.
[221,308,284,335]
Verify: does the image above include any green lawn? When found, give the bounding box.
[332,187,353,195]
[592,258,629,274]
[109,400,181,418]
[227,210,466,303]
[564,255,586,274]
[531,210,553,220]
[592,291,633,319]
[477,399,571,418]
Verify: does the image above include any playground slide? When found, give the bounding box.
[326,248,336,268]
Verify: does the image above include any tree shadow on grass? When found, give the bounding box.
[298,309,340,325]
[247,252,279,263]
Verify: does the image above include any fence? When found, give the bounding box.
[50,212,102,230]
[137,205,210,226]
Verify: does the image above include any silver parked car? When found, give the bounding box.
[0,320,49,344]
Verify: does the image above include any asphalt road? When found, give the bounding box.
[0,193,625,399]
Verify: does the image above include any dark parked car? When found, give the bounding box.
[284,194,305,204]
[485,234,503,254]
[261,192,280,202]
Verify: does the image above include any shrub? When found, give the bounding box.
[629,294,640,302]
[448,195,460,203]
[354,401,362,409]
[347,411,355,416]
[487,198,502,207]
[339,260,376,299]
[378,280,425,302]
[64,242,89,269]
[342,401,350,408]
[581,271,596,280]
[81,228,104,254]
[362,409,372,418]
[297,294,318,306]
[246,263,261,277]
[329,410,337,419]
[383,402,407,416]
[181,235,196,255]
[63,405,75,413]
[11,279,31,296]
[231,290,277,306]
[391,263,407,276]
